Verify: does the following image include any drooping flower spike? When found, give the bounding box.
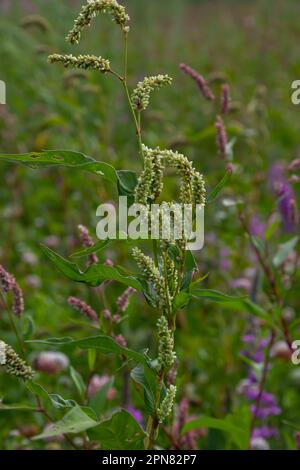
[134,145,206,206]
[68,296,99,324]
[66,0,130,45]
[0,265,24,316]
[0,341,34,381]
[48,54,111,73]
[221,83,230,114]
[78,224,99,266]
[131,75,173,112]
[179,63,215,101]
[215,115,228,159]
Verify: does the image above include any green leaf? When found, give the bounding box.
[273,236,299,268]
[26,381,52,407]
[173,291,191,311]
[32,405,98,440]
[48,395,77,409]
[0,402,38,412]
[250,235,266,257]
[88,409,145,450]
[117,170,138,196]
[26,381,77,410]
[70,239,112,258]
[265,219,280,240]
[130,365,157,416]
[221,299,280,331]
[207,171,232,204]
[0,150,117,184]
[28,335,150,367]
[41,245,142,290]
[181,250,198,290]
[89,377,114,419]
[191,288,246,303]
[182,416,248,449]
[70,366,86,400]
[88,349,96,372]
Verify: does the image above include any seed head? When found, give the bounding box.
[78,224,99,266]
[157,384,177,423]
[68,296,99,324]
[180,63,215,101]
[131,75,172,112]
[0,341,34,381]
[215,116,228,159]
[66,0,130,45]
[116,287,136,312]
[157,316,176,371]
[132,247,167,308]
[135,145,206,206]
[48,54,110,73]
[221,83,230,114]
[0,265,24,316]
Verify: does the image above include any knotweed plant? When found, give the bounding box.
[0,0,236,451]
[48,0,206,450]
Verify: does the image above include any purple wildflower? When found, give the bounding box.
[269,164,299,232]
[126,406,143,426]
[221,84,230,114]
[180,63,215,101]
[0,265,15,292]
[116,287,136,313]
[102,308,112,321]
[114,334,127,347]
[288,158,300,172]
[295,432,300,450]
[78,224,99,266]
[249,215,265,237]
[0,265,24,316]
[68,296,98,324]
[238,331,281,446]
[215,116,228,159]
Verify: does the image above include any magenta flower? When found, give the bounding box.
[269,164,299,232]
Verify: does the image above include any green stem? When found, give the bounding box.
[144,372,165,450]
[0,291,25,356]
[145,249,176,450]
[122,31,144,161]
[8,309,25,357]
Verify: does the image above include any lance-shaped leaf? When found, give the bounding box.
[0,149,117,184]
[273,236,299,268]
[207,170,232,203]
[41,245,142,290]
[190,288,246,302]
[27,335,150,367]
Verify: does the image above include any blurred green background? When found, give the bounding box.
[0,0,299,450]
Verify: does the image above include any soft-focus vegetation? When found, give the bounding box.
[0,0,300,450]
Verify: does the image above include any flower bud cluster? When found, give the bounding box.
[48,54,110,73]
[157,384,177,423]
[132,248,167,308]
[131,75,172,111]
[66,0,130,45]
[0,341,34,381]
[135,146,206,206]
[157,316,176,371]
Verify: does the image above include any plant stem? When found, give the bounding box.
[0,291,25,356]
[239,212,293,350]
[121,31,144,161]
[144,372,165,450]
[248,330,276,447]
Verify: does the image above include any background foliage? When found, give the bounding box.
[0,0,300,450]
